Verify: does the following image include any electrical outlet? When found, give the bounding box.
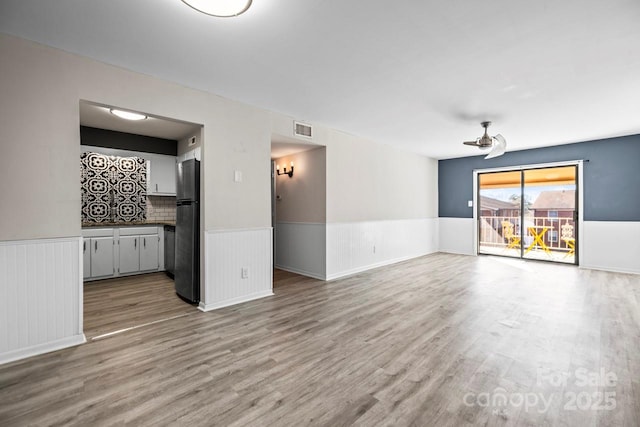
[241,267,249,279]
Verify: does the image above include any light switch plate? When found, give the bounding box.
[468,200,473,207]
[234,170,242,183]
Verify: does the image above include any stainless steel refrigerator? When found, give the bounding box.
[175,159,200,303]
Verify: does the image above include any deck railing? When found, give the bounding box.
[479,215,575,252]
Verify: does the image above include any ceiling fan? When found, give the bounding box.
[463,121,507,159]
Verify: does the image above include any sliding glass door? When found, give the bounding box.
[478,165,577,264]
[478,171,523,259]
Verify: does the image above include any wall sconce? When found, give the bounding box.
[276,162,294,178]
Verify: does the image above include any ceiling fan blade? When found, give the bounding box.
[485,134,507,159]
[463,141,479,146]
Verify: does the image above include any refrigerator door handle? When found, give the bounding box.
[94,241,97,252]
[134,238,137,249]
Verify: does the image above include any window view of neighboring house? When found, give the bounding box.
[479,196,521,244]
[479,196,521,219]
[530,190,576,246]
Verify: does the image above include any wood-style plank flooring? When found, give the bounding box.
[83,272,196,339]
[1,254,639,426]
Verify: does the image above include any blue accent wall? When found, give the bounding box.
[438,134,640,221]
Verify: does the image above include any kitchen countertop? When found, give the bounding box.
[82,221,176,228]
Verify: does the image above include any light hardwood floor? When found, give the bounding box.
[1,254,639,426]
[83,272,196,339]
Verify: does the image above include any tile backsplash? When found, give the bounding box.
[147,196,176,222]
[81,152,147,223]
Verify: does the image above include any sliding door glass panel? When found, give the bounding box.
[522,166,577,264]
[478,171,522,258]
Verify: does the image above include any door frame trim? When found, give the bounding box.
[472,160,584,263]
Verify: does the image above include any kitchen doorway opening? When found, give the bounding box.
[476,163,580,265]
[79,100,204,340]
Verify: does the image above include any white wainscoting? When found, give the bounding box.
[581,221,640,274]
[326,218,438,281]
[200,228,274,312]
[275,222,326,280]
[0,237,85,364]
[438,217,475,256]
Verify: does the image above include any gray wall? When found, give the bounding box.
[439,134,640,221]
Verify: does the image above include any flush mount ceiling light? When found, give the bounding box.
[181,0,252,17]
[109,109,147,121]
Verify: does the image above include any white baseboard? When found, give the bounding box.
[274,264,326,281]
[326,253,429,281]
[0,334,86,365]
[199,290,274,312]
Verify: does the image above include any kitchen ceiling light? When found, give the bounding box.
[109,109,147,121]
[181,0,252,17]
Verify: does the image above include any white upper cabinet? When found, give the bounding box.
[81,146,177,197]
[147,154,177,196]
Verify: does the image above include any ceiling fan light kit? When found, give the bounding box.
[463,121,507,159]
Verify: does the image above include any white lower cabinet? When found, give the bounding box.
[140,234,159,271]
[83,236,115,279]
[92,237,115,277]
[83,226,163,281]
[119,235,140,274]
[82,239,91,279]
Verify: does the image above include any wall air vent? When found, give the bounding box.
[294,121,313,139]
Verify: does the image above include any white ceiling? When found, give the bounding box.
[2,1,639,159]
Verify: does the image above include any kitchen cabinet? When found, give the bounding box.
[140,234,160,271]
[147,154,176,196]
[83,239,91,279]
[83,236,115,279]
[119,235,140,274]
[82,226,163,281]
[92,237,115,277]
[119,227,160,275]
[81,146,176,197]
